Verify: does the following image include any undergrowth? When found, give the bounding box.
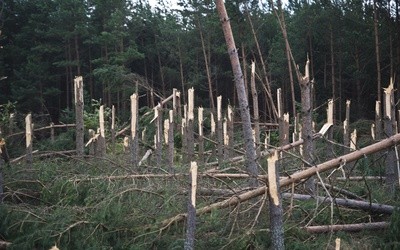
[0,119,400,249]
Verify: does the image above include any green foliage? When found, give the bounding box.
[384,206,400,248]
[60,99,112,131]
[0,101,16,134]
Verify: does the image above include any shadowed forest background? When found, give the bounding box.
[0,0,398,123]
[2,1,400,249]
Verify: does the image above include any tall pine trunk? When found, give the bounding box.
[330,25,336,123]
[278,0,296,118]
[197,18,215,114]
[374,0,382,102]
[216,0,258,187]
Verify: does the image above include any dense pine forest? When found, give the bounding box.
[2,1,400,249]
[1,0,398,122]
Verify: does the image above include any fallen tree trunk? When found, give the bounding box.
[317,182,365,201]
[71,173,268,183]
[281,193,394,214]
[160,133,400,228]
[304,221,389,233]
[333,176,385,182]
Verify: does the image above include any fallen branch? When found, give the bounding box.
[159,133,400,228]
[6,124,76,138]
[304,221,389,233]
[317,182,365,201]
[115,125,130,137]
[333,176,385,181]
[10,150,39,163]
[281,193,394,214]
[10,150,76,164]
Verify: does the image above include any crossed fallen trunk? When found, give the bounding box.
[160,133,400,228]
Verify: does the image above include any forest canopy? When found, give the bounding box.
[0,0,398,122]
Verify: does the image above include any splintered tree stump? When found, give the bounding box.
[74,76,84,156]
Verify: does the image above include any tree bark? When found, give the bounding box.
[74,77,84,157]
[184,162,198,250]
[268,151,285,250]
[281,193,394,214]
[278,0,296,118]
[330,25,336,123]
[215,0,258,187]
[250,62,260,156]
[304,222,389,233]
[374,0,382,102]
[298,59,315,193]
[159,133,400,228]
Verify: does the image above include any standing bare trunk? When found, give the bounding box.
[74,34,81,76]
[330,25,336,123]
[298,59,315,194]
[250,62,260,156]
[178,46,187,105]
[158,53,166,97]
[374,0,382,102]
[278,0,296,118]
[268,151,285,250]
[216,0,258,187]
[197,18,215,113]
[246,9,277,121]
[354,50,363,115]
[75,76,84,157]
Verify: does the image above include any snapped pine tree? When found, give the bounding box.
[215,0,258,187]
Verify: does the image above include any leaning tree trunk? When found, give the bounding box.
[197,17,215,114]
[374,0,382,103]
[278,0,296,118]
[216,0,258,187]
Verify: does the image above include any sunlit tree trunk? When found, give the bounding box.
[216,0,258,187]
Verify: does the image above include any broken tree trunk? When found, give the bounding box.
[187,88,195,161]
[25,114,33,166]
[304,221,389,233]
[155,106,163,166]
[168,110,174,172]
[111,105,116,150]
[281,193,394,214]
[277,88,289,147]
[98,105,106,156]
[160,133,400,228]
[227,105,234,159]
[250,62,260,157]
[298,58,315,194]
[216,0,258,187]
[74,76,84,156]
[184,162,198,250]
[383,82,398,194]
[198,107,204,164]
[343,100,351,154]
[131,94,139,167]
[268,151,285,250]
[217,96,223,167]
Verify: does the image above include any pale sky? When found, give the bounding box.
[147,0,289,10]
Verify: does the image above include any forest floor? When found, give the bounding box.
[0,147,399,250]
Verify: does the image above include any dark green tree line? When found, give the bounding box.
[0,0,399,122]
